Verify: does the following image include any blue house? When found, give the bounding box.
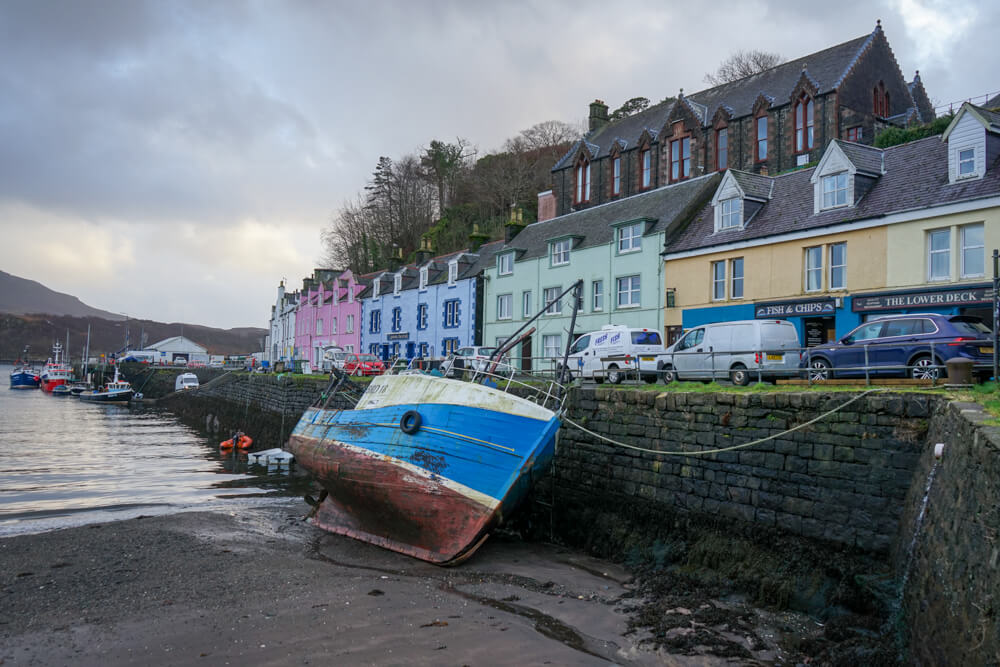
[360,240,503,362]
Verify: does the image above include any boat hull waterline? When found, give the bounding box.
[9,370,40,389]
[287,374,560,565]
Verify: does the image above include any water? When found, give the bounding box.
[0,364,308,536]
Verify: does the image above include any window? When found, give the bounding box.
[443,300,460,327]
[497,294,512,320]
[392,342,400,357]
[640,148,652,188]
[618,222,642,253]
[846,127,862,142]
[543,286,562,315]
[551,239,571,266]
[391,307,401,332]
[575,160,591,203]
[419,266,428,290]
[958,148,976,178]
[373,280,380,298]
[961,223,984,278]
[592,280,603,311]
[417,303,428,330]
[822,172,848,209]
[369,344,378,355]
[369,310,381,333]
[498,253,513,275]
[718,198,742,230]
[616,275,640,308]
[543,334,561,358]
[344,344,354,353]
[756,116,768,161]
[711,261,726,300]
[345,315,354,333]
[795,94,814,152]
[522,291,531,318]
[569,334,590,355]
[448,261,457,285]
[716,127,728,170]
[670,137,690,181]
[419,343,429,358]
[316,318,323,335]
[393,274,401,295]
[873,82,888,117]
[829,242,847,290]
[612,156,621,195]
[927,229,950,280]
[730,258,744,299]
[331,318,337,334]
[805,246,823,291]
[442,338,459,356]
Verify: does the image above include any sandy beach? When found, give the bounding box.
[0,500,681,666]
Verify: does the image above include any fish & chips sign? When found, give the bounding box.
[754,298,835,318]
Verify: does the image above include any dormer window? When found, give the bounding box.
[617,222,642,253]
[612,156,622,195]
[958,148,976,178]
[795,94,814,153]
[551,239,571,266]
[372,280,380,298]
[640,148,652,188]
[498,252,513,276]
[756,116,768,161]
[821,172,848,209]
[419,266,428,290]
[716,127,728,171]
[670,137,690,182]
[448,260,457,285]
[574,159,591,204]
[718,198,742,230]
[393,274,401,295]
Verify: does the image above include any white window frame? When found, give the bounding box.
[641,149,651,188]
[419,266,428,290]
[927,228,951,281]
[551,239,571,266]
[575,162,591,203]
[522,291,532,318]
[417,303,428,329]
[542,334,561,358]
[497,293,512,320]
[616,275,640,308]
[711,260,726,300]
[718,198,742,230]
[331,318,337,335]
[316,318,323,335]
[805,246,823,292]
[821,172,849,209]
[498,253,513,276]
[543,286,562,315]
[617,223,642,253]
[448,260,457,285]
[393,274,401,295]
[829,242,847,290]
[958,147,976,179]
[592,280,603,312]
[612,156,621,195]
[372,280,380,298]
[730,258,744,300]
[960,223,984,278]
[345,315,354,333]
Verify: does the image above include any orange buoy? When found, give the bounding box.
[220,434,253,450]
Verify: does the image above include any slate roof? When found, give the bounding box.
[354,240,505,299]
[975,105,1000,131]
[835,140,884,175]
[497,174,720,262]
[665,135,1000,255]
[730,171,773,201]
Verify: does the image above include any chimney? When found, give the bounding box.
[387,246,404,272]
[414,236,433,265]
[468,223,489,252]
[589,99,609,132]
[536,190,556,222]
[505,205,527,242]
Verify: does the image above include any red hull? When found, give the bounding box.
[290,432,497,564]
[41,378,67,393]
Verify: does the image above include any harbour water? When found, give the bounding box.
[0,364,307,537]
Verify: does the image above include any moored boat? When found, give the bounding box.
[51,384,73,396]
[9,347,40,389]
[40,342,73,392]
[79,365,134,404]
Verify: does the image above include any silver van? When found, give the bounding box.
[657,320,801,385]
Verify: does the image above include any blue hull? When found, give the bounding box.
[9,370,40,389]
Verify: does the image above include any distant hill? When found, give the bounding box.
[0,271,266,361]
[0,270,125,320]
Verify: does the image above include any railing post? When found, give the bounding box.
[864,344,870,386]
[710,348,716,382]
[930,341,937,387]
[757,349,763,384]
[806,346,812,386]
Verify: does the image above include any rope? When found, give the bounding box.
[561,388,887,457]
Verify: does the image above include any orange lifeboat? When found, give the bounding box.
[220,434,253,450]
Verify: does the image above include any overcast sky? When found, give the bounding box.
[0,0,995,330]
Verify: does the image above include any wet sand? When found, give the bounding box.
[1,500,690,666]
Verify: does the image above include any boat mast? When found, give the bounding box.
[556,281,584,402]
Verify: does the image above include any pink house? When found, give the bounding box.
[294,269,365,367]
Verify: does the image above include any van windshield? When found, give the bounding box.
[631,331,662,345]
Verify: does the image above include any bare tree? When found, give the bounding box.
[704,50,784,86]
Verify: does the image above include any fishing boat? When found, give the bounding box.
[51,384,73,397]
[40,342,73,392]
[286,281,583,565]
[78,365,134,404]
[9,346,40,389]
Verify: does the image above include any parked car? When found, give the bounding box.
[657,320,801,386]
[343,353,386,376]
[440,346,509,378]
[566,325,665,383]
[802,313,994,381]
[322,347,349,372]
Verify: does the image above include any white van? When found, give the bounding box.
[566,325,665,383]
[175,372,200,391]
[657,320,801,385]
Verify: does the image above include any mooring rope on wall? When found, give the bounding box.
[561,388,888,457]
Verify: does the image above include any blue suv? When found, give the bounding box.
[803,313,994,381]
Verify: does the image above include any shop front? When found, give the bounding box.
[753,297,845,347]
[851,283,994,324]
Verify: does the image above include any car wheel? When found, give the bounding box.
[659,364,676,384]
[641,374,657,384]
[808,358,831,381]
[729,364,750,386]
[910,355,940,381]
[606,364,622,385]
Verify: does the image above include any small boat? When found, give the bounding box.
[286,280,582,565]
[9,347,40,389]
[51,384,73,396]
[79,365,134,404]
[40,342,73,392]
[68,383,90,395]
